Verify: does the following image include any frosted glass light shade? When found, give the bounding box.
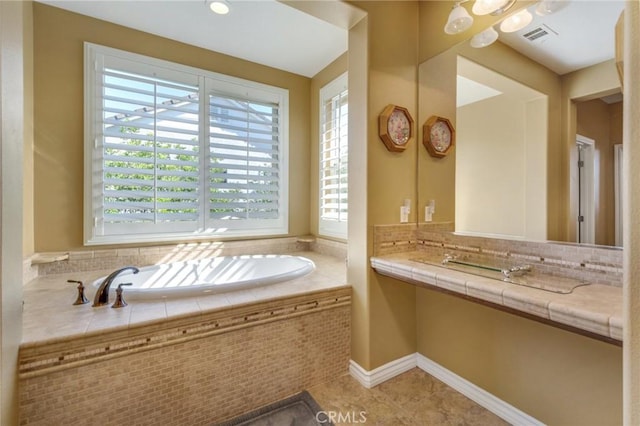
[470,27,499,48]
[499,9,533,33]
[445,4,474,35]
[536,0,566,16]
[472,0,512,16]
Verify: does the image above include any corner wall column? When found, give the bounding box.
[0,1,26,424]
[347,15,370,369]
[623,1,640,424]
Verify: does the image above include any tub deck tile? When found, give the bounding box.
[18,286,351,378]
[196,295,231,313]
[19,249,349,380]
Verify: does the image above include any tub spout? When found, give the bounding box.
[93,266,139,307]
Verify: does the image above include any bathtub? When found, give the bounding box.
[91,254,315,300]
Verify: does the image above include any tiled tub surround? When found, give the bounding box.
[372,224,623,344]
[20,250,350,425]
[28,236,336,277]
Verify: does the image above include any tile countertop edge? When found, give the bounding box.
[371,253,622,345]
[18,286,353,378]
[19,285,353,353]
[21,251,349,350]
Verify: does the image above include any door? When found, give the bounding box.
[576,135,595,244]
[614,144,624,246]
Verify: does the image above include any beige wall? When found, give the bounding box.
[22,2,629,424]
[310,53,348,239]
[464,44,563,242]
[357,14,623,426]
[418,46,457,224]
[415,4,622,424]
[364,0,419,370]
[416,288,622,425]
[1,2,28,424]
[418,40,563,239]
[23,2,34,257]
[610,100,623,145]
[31,0,418,374]
[624,2,640,421]
[343,1,420,371]
[33,3,311,252]
[345,14,371,369]
[457,93,547,240]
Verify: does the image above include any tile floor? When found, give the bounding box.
[308,368,509,425]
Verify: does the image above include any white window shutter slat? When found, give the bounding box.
[85,43,289,244]
[319,73,348,239]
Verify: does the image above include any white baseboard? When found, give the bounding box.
[349,353,417,388]
[416,354,544,426]
[349,353,544,426]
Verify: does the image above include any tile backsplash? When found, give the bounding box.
[26,236,346,278]
[373,222,622,287]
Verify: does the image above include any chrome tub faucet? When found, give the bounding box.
[93,266,139,307]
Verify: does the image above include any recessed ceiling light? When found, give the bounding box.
[208,0,230,15]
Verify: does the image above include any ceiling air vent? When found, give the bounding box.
[522,24,557,43]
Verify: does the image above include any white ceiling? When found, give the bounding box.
[37,0,348,78]
[457,55,545,108]
[498,1,625,76]
[457,75,502,108]
[35,1,624,80]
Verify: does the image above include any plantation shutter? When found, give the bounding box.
[96,58,201,236]
[319,73,348,238]
[85,43,288,244]
[208,93,281,221]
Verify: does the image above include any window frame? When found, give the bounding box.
[318,72,348,240]
[84,43,289,245]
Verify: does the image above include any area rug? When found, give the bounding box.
[216,391,333,426]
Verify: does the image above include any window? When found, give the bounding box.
[319,73,348,239]
[84,43,288,245]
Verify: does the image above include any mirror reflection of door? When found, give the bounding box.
[614,144,624,246]
[576,135,595,244]
[575,94,623,246]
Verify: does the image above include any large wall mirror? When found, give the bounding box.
[418,0,624,247]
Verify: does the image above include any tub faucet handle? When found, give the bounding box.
[67,280,89,305]
[112,283,132,309]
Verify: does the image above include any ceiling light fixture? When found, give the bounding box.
[472,0,516,16]
[444,2,474,35]
[470,27,499,48]
[207,0,230,15]
[499,8,533,33]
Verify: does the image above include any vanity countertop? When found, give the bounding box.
[371,251,622,344]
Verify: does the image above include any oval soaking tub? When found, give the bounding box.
[91,254,315,300]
